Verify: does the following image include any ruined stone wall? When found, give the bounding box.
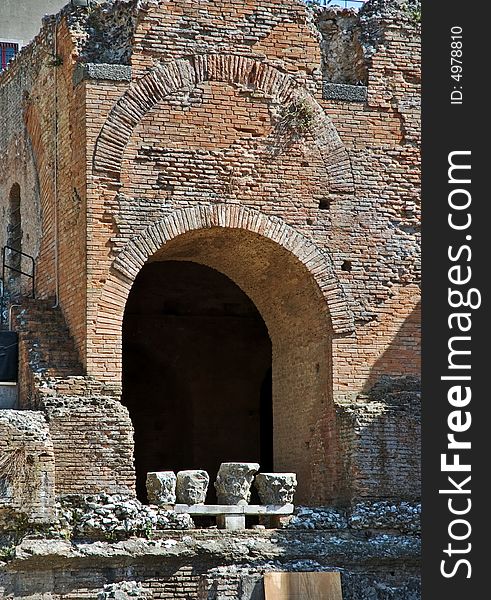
[0,4,421,595]
[336,376,421,501]
[0,411,55,524]
[0,566,419,600]
[80,0,419,502]
[326,4,421,399]
[0,36,46,298]
[0,0,420,505]
[39,394,135,495]
[0,528,420,599]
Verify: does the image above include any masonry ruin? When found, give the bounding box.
[0,0,421,598]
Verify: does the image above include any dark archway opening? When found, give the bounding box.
[123,261,272,502]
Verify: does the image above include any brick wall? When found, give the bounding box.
[0,560,420,600]
[0,0,420,505]
[39,392,135,495]
[0,33,45,298]
[0,16,87,363]
[337,376,421,501]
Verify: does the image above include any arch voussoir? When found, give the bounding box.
[107,204,354,335]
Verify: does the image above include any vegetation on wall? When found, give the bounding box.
[279,97,318,137]
[401,1,422,24]
[0,446,35,503]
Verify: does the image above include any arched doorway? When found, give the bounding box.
[123,260,272,501]
[96,206,354,503]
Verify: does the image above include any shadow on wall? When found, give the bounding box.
[363,301,421,394]
[337,374,421,503]
[337,303,421,503]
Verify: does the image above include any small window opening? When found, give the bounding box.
[0,42,20,71]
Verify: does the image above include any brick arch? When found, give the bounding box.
[93,54,354,193]
[109,204,353,335]
[92,204,354,503]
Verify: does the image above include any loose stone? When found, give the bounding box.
[146,471,176,505]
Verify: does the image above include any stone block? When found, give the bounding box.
[176,470,209,505]
[214,462,260,505]
[254,473,297,505]
[323,83,368,103]
[146,471,176,505]
[73,63,133,86]
[216,514,246,530]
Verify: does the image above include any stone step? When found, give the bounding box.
[11,299,84,378]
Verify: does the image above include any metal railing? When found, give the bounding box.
[0,246,36,327]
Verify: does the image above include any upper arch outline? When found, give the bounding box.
[93,54,354,193]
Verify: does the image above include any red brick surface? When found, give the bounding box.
[0,0,420,503]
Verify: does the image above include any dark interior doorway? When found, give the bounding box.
[122,260,273,502]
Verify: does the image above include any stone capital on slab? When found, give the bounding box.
[146,471,176,505]
[176,470,209,505]
[255,473,297,505]
[214,462,260,505]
